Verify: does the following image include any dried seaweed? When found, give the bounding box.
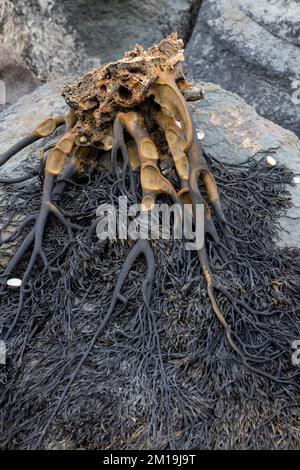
[0,152,299,450]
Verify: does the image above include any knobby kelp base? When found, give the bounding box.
[0,150,299,450]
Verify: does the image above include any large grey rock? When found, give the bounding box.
[0,79,67,176]
[189,82,300,247]
[186,0,300,136]
[3,0,200,81]
[0,80,299,247]
[0,45,40,110]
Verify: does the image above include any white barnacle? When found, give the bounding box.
[265,155,276,167]
[197,130,205,141]
[7,278,22,289]
[79,135,88,144]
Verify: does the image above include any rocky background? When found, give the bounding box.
[0,0,201,80]
[186,0,300,137]
[1,0,299,134]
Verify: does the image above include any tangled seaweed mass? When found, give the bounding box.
[0,35,300,449]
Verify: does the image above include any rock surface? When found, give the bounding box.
[2,0,200,81]
[0,80,299,246]
[189,82,300,247]
[0,79,67,177]
[186,0,300,137]
[0,45,40,110]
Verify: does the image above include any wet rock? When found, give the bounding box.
[186,0,300,136]
[0,80,299,247]
[4,0,200,81]
[0,79,67,177]
[0,44,40,109]
[189,82,300,247]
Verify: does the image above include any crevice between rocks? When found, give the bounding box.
[183,0,202,45]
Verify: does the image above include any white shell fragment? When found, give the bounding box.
[79,135,88,144]
[175,120,182,129]
[292,176,300,184]
[7,278,22,289]
[265,155,277,167]
[197,130,205,140]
